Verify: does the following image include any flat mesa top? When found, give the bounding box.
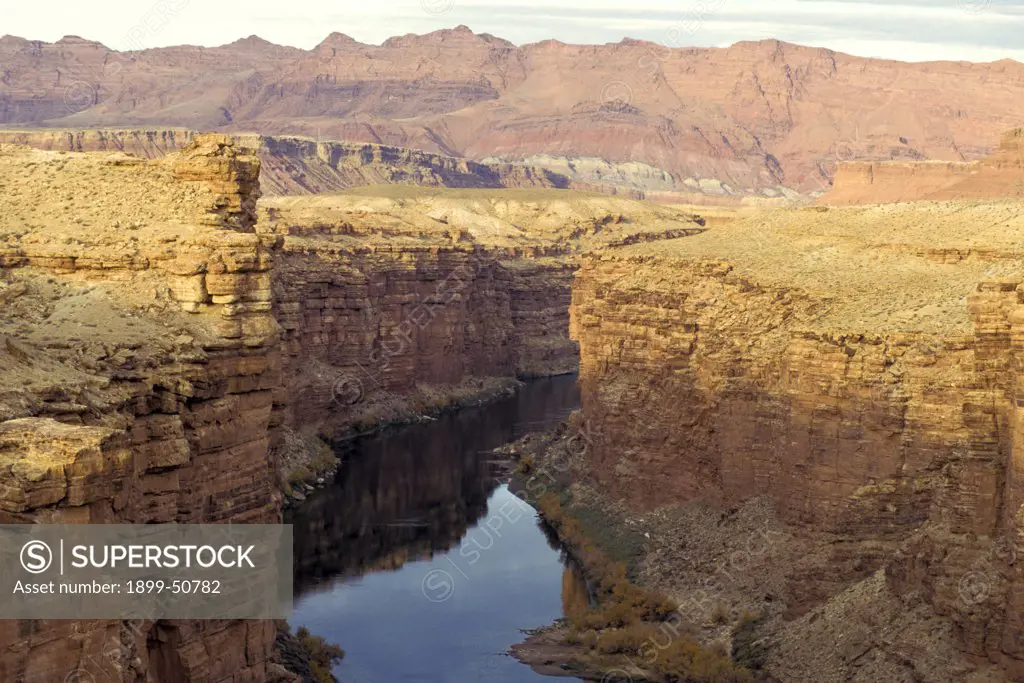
[0,146,198,239]
[261,188,702,250]
[0,143,253,249]
[614,200,1024,335]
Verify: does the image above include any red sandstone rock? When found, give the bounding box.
[569,202,1024,679]
[0,135,279,681]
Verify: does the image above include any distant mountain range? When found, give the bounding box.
[3,26,1024,197]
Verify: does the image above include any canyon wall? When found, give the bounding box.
[825,128,1024,205]
[0,129,571,196]
[0,136,280,682]
[0,134,709,680]
[269,242,519,435]
[826,160,979,204]
[268,247,578,433]
[506,260,576,377]
[569,203,1024,678]
[257,188,704,434]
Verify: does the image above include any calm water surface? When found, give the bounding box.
[289,375,584,683]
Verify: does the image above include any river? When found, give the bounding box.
[288,375,584,683]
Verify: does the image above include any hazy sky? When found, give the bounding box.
[6,0,1024,63]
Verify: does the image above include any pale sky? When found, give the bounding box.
[6,0,1024,63]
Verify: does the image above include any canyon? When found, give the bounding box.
[567,131,1024,681]
[0,132,698,681]
[6,29,1024,198]
[6,114,1024,680]
[259,183,700,441]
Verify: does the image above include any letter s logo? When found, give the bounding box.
[21,541,53,574]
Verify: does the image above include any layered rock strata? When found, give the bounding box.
[268,243,519,435]
[0,129,571,196]
[826,128,1024,205]
[0,136,705,681]
[258,188,703,434]
[0,135,279,682]
[570,201,1024,679]
[8,30,1024,195]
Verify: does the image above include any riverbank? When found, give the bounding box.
[502,417,761,683]
[503,412,1008,683]
[278,376,524,501]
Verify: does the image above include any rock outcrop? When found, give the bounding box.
[7,30,1024,196]
[569,201,1024,680]
[826,128,1024,204]
[0,135,279,682]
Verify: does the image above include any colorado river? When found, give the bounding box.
[288,375,584,682]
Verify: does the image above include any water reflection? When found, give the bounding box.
[289,375,582,682]
[291,375,579,594]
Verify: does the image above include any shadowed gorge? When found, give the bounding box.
[0,133,679,681]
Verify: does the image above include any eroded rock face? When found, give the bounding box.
[569,202,1024,678]
[258,189,701,433]
[826,128,1024,204]
[0,136,705,681]
[0,135,279,682]
[271,244,518,434]
[0,129,571,196]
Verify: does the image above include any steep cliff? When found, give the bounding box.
[569,202,1024,680]
[259,187,704,436]
[0,136,280,682]
[0,136,706,681]
[825,128,1024,205]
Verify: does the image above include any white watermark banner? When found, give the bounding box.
[0,524,292,619]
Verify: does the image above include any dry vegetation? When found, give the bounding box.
[536,490,752,683]
[294,626,345,683]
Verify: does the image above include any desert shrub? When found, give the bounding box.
[596,623,660,655]
[288,467,313,487]
[731,611,770,672]
[562,566,591,620]
[569,500,648,578]
[296,626,345,683]
[308,438,338,474]
[711,602,730,625]
[652,636,753,683]
[538,487,752,683]
[580,629,600,650]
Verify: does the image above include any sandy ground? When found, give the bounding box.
[617,200,1024,335]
